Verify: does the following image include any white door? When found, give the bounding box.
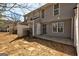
[36,23,41,35]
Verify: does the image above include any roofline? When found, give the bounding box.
[23,3,52,17]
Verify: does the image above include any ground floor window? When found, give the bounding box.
[52,22,64,33]
[58,22,64,32]
[52,22,58,32]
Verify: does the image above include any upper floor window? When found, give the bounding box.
[41,9,44,18]
[54,3,60,16]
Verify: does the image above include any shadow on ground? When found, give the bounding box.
[10,36,77,56]
[9,36,24,43]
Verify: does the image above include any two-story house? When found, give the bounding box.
[23,3,76,43]
[17,3,79,55]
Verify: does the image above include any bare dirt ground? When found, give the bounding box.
[0,32,77,56]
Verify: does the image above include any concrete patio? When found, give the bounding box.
[36,34,74,46]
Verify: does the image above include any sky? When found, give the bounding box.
[15,3,46,21]
[1,3,46,21]
[0,3,46,21]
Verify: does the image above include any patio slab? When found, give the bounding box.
[36,34,74,46]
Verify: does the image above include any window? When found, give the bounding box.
[52,22,64,33]
[30,18,32,20]
[58,22,64,32]
[54,3,59,9]
[52,23,58,32]
[41,9,44,18]
[54,3,60,16]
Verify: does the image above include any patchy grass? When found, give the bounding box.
[0,32,77,56]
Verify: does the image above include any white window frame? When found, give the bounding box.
[53,3,60,16]
[41,9,45,18]
[52,22,64,33]
[52,22,58,33]
[58,22,64,33]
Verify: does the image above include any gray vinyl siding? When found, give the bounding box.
[41,3,76,22]
[39,3,76,38]
[25,3,76,23]
[60,3,76,19]
[24,3,76,39]
[46,19,71,38]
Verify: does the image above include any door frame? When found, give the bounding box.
[42,24,47,34]
[36,23,41,35]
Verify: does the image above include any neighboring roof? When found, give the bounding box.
[24,3,52,17]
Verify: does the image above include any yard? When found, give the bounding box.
[0,32,77,56]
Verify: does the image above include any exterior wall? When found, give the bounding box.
[34,19,72,39]
[41,3,76,22]
[17,24,30,37]
[17,24,24,37]
[24,3,76,39]
[24,3,76,23]
[46,19,71,38]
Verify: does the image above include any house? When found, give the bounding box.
[17,3,79,55]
